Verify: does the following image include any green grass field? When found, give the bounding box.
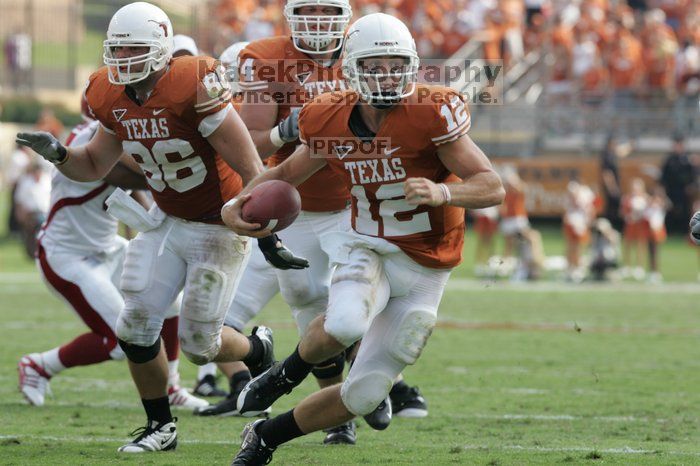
[1,196,700,465]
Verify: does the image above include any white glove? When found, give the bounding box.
[690,211,700,245]
[16,131,68,164]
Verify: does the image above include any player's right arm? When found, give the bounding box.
[238,98,283,159]
[237,48,301,159]
[221,143,326,237]
[16,125,124,183]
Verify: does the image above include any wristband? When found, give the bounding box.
[438,183,451,205]
[222,197,239,209]
[53,145,69,166]
[270,126,285,148]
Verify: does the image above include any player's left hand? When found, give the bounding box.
[258,234,309,270]
[690,210,700,245]
[15,131,68,164]
[404,177,447,207]
[221,194,272,238]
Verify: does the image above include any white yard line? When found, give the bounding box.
[2,273,699,294]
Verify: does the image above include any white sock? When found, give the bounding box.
[167,360,180,388]
[40,348,65,377]
[197,362,217,380]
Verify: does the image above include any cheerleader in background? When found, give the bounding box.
[644,184,670,284]
[620,178,649,280]
[562,181,596,282]
[471,206,500,276]
[500,167,529,258]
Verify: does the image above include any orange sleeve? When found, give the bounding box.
[84,69,118,134]
[189,57,233,133]
[237,41,286,94]
[428,88,471,147]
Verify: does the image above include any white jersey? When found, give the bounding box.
[38,121,119,255]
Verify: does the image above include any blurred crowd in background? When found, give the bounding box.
[210,0,700,102]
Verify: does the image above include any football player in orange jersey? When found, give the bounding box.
[224,14,504,464]
[219,0,367,439]
[16,2,306,454]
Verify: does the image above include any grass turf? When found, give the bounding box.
[1,194,700,464]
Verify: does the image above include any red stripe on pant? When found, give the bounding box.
[37,244,117,367]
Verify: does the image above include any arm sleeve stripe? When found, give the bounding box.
[198,104,232,138]
[195,91,233,109]
[431,117,471,143]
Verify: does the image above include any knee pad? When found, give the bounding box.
[324,248,388,347]
[118,338,160,364]
[312,353,345,380]
[323,310,368,348]
[387,309,437,365]
[180,334,222,366]
[340,371,394,416]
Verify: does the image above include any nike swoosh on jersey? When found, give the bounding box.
[384,146,402,156]
[153,108,166,115]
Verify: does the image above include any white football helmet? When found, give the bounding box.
[219,41,249,94]
[284,0,352,55]
[103,2,174,85]
[342,13,419,106]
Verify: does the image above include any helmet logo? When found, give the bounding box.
[374,41,398,46]
[148,20,169,37]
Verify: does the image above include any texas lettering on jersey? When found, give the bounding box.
[299,84,472,269]
[120,118,170,139]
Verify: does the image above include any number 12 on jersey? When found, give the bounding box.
[352,182,431,237]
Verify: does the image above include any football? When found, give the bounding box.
[241,180,301,233]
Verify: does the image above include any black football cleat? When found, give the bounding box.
[391,385,428,418]
[194,380,270,417]
[249,326,275,378]
[237,362,300,417]
[193,374,228,398]
[231,419,276,465]
[323,421,356,445]
[363,396,392,430]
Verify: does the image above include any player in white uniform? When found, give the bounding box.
[18,117,208,411]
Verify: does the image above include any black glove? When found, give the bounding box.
[16,131,68,164]
[276,107,302,143]
[258,234,309,270]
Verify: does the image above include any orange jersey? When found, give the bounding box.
[298,85,471,269]
[239,36,350,212]
[85,56,242,223]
